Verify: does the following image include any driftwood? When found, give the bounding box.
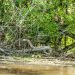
[59,30,75,51]
[0,48,10,55]
[23,39,34,48]
[60,30,75,39]
[62,42,75,51]
[0,39,51,55]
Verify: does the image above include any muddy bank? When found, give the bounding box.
[0,58,75,75]
[0,57,75,75]
[0,56,75,66]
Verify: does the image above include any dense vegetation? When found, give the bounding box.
[0,0,75,57]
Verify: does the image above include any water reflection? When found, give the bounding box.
[0,64,75,75]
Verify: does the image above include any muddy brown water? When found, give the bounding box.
[0,63,75,75]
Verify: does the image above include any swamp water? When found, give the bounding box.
[0,63,75,75]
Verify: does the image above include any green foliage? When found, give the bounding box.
[0,0,75,56]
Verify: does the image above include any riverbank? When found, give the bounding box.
[0,56,75,66]
[0,56,75,75]
[0,60,75,75]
